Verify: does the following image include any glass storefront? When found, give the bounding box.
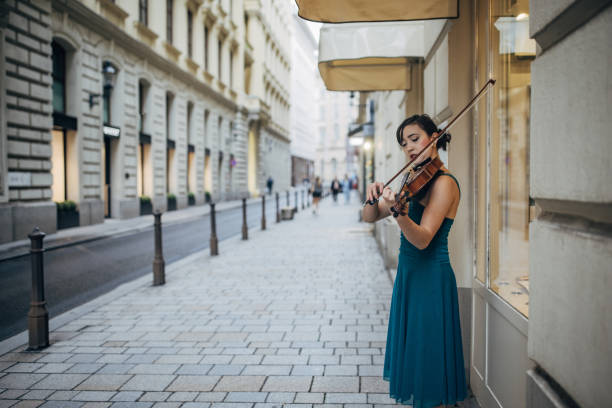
[477,0,533,317]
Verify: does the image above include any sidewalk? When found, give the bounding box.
[0,189,307,262]
[0,197,401,408]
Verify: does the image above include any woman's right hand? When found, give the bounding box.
[366,182,385,203]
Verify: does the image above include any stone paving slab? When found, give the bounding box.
[0,199,436,407]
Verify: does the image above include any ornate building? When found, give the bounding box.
[0,0,292,243]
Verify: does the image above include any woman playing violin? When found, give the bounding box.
[362,114,467,408]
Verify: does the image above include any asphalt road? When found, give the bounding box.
[0,198,300,342]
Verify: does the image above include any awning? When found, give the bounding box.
[296,0,458,23]
[318,22,424,91]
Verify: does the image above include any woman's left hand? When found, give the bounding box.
[380,187,396,210]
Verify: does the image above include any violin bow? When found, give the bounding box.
[363,78,496,206]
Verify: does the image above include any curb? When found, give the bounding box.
[0,206,303,356]
[0,194,284,262]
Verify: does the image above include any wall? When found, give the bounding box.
[0,0,56,241]
[528,2,612,407]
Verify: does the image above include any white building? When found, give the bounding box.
[289,14,317,186]
[314,84,354,187]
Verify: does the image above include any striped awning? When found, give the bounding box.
[296,0,458,23]
[318,22,424,91]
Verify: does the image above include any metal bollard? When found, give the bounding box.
[301,190,305,210]
[242,198,248,240]
[28,227,49,350]
[276,192,280,223]
[286,190,290,207]
[295,191,298,212]
[210,202,219,255]
[261,195,266,230]
[153,211,165,286]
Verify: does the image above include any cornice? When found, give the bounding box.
[52,0,238,112]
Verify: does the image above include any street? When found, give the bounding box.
[0,199,283,342]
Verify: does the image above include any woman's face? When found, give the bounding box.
[399,124,437,163]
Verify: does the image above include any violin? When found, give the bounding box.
[364,79,496,216]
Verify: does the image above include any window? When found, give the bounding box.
[138,82,146,133]
[52,41,66,114]
[166,0,173,43]
[102,62,117,125]
[319,127,325,144]
[139,0,148,25]
[204,26,209,71]
[218,40,223,79]
[476,0,534,318]
[229,50,234,89]
[187,9,193,58]
[319,105,325,121]
[334,123,339,140]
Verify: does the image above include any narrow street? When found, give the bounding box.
[0,198,281,342]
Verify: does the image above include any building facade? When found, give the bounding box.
[0,0,292,243]
[314,85,354,186]
[289,14,316,187]
[353,0,611,407]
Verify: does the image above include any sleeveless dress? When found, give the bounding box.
[383,173,467,407]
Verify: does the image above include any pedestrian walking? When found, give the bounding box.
[362,114,467,408]
[310,176,323,215]
[330,177,341,203]
[342,174,351,204]
[266,176,274,195]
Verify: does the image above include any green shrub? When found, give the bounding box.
[56,200,77,212]
[188,192,195,200]
[205,191,211,202]
[167,193,176,201]
[139,195,151,204]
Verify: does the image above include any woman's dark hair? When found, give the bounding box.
[395,114,451,151]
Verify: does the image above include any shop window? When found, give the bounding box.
[489,0,534,318]
[187,101,195,193]
[476,0,534,317]
[138,79,152,197]
[51,130,66,202]
[475,0,489,284]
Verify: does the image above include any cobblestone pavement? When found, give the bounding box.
[0,198,402,408]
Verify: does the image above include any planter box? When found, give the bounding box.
[140,201,153,215]
[57,210,80,230]
[167,198,177,211]
[188,196,195,206]
[281,207,295,220]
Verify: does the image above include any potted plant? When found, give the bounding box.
[188,192,195,206]
[205,191,211,203]
[139,195,152,215]
[56,200,79,229]
[167,193,177,211]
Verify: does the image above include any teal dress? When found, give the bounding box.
[383,174,467,407]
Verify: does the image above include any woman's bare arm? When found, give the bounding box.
[394,177,458,249]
